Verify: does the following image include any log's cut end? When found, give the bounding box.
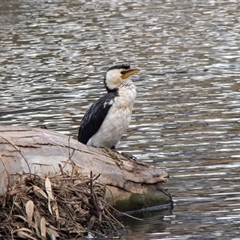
[0,125,171,210]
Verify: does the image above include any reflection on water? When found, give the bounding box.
[1,0,240,239]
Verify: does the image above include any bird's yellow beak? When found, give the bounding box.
[122,69,140,79]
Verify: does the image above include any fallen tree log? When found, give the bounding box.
[0,125,170,211]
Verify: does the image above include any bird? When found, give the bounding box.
[78,64,140,149]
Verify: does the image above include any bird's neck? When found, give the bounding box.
[117,80,137,106]
[106,79,135,93]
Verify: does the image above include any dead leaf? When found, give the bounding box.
[33,185,48,200]
[14,227,33,233]
[47,200,53,215]
[34,210,41,238]
[46,227,60,238]
[45,177,54,200]
[13,201,22,210]
[10,187,21,195]
[52,201,60,220]
[45,177,54,215]
[40,217,47,240]
[14,215,28,223]
[25,200,34,227]
[15,228,36,240]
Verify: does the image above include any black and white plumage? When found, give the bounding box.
[78,64,140,149]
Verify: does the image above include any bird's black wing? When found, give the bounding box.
[78,92,117,144]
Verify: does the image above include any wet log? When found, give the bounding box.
[0,125,170,211]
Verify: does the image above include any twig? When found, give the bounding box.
[104,200,143,221]
[0,135,32,176]
[58,164,64,175]
[0,154,10,208]
[104,208,125,229]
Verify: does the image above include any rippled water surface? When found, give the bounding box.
[1,0,240,239]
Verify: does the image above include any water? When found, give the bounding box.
[1,0,240,239]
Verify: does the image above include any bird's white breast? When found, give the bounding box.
[87,82,137,148]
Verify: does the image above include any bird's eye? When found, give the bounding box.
[121,71,126,75]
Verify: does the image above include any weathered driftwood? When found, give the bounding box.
[0,125,170,211]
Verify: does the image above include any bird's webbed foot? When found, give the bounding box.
[99,146,137,162]
[111,145,116,150]
[99,146,124,167]
[99,146,120,157]
[121,152,138,161]
[110,148,137,161]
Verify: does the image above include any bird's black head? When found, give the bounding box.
[104,64,140,92]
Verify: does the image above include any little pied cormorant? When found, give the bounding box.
[78,64,140,149]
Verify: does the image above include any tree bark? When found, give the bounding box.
[0,125,171,211]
